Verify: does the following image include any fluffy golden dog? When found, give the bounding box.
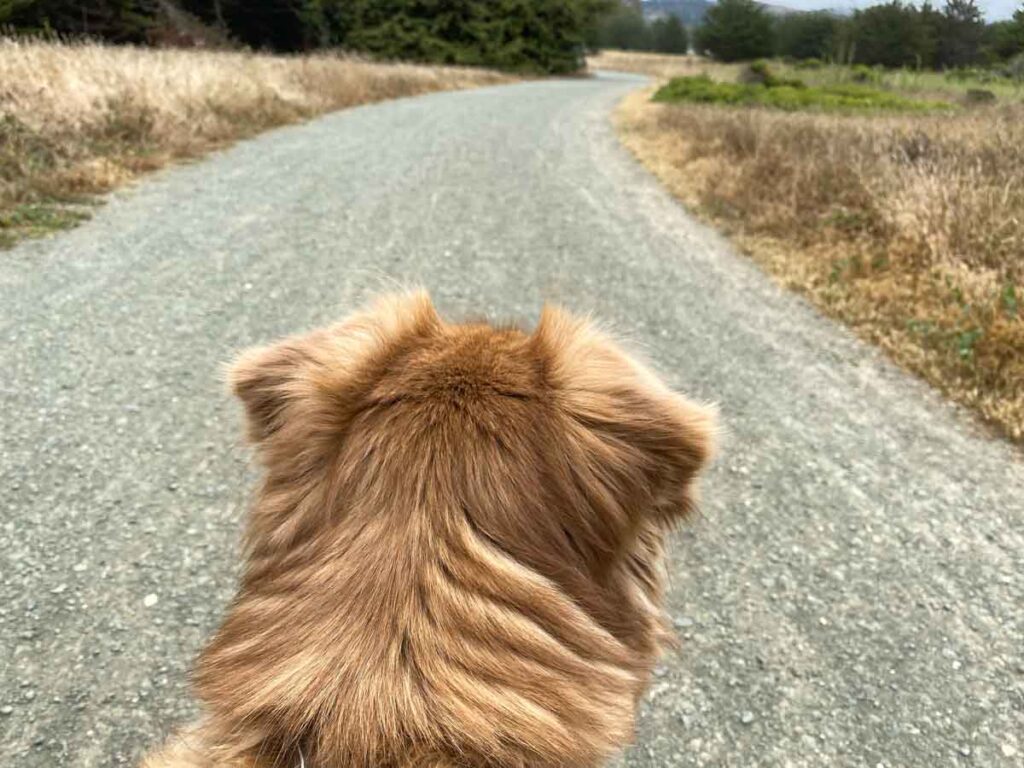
[143,291,715,768]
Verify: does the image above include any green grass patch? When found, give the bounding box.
[0,202,92,248]
[775,61,1024,102]
[653,75,951,112]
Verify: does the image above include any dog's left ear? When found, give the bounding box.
[227,335,323,444]
[532,306,717,530]
[228,290,444,446]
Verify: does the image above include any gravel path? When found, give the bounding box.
[1,72,1022,768]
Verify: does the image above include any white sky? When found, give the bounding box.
[778,0,1019,19]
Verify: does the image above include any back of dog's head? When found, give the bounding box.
[194,291,715,768]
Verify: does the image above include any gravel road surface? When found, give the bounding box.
[1,72,1022,767]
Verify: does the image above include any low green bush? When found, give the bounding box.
[795,58,824,69]
[850,64,883,84]
[652,75,951,112]
[742,60,808,88]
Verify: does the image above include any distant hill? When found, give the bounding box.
[759,2,800,16]
[642,0,713,26]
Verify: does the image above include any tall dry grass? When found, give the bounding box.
[588,49,739,82]
[0,39,509,245]
[617,89,1024,441]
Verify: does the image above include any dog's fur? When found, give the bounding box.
[143,291,715,768]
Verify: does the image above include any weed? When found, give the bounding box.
[0,202,91,243]
[1003,284,1019,318]
[956,327,983,361]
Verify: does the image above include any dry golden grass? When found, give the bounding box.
[588,49,739,82]
[0,39,510,246]
[617,87,1024,442]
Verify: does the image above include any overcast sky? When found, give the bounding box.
[772,0,1019,19]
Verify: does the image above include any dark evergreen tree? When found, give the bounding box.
[936,0,985,68]
[773,11,840,61]
[0,0,158,41]
[988,7,1024,60]
[848,1,932,68]
[591,4,652,51]
[693,0,774,62]
[650,14,689,54]
[1,0,612,74]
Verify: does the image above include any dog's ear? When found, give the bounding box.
[227,336,320,444]
[532,306,716,532]
[227,290,442,445]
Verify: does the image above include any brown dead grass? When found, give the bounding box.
[616,87,1024,442]
[588,49,739,82]
[0,39,510,246]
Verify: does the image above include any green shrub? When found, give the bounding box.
[741,59,807,88]
[1009,53,1024,81]
[850,64,883,84]
[795,57,825,69]
[652,74,951,112]
[962,88,997,105]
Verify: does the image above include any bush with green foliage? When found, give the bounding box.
[849,63,883,83]
[652,72,950,112]
[794,57,824,69]
[693,0,774,62]
[1008,52,1024,79]
[741,59,806,87]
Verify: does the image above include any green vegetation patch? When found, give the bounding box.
[653,75,951,113]
[0,203,92,249]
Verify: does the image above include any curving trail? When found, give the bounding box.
[1,72,1022,767]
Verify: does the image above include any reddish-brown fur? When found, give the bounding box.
[142,291,715,768]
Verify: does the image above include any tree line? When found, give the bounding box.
[695,0,1024,69]
[2,0,1022,71]
[0,0,613,74]
[588,4,690,54]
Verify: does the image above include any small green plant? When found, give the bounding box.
[825,206,875,234]
[1002,283,1019,317]
[653,75,950,112]
[906,318,938,339]
[955,327,983,362]
[0,202,91,247]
